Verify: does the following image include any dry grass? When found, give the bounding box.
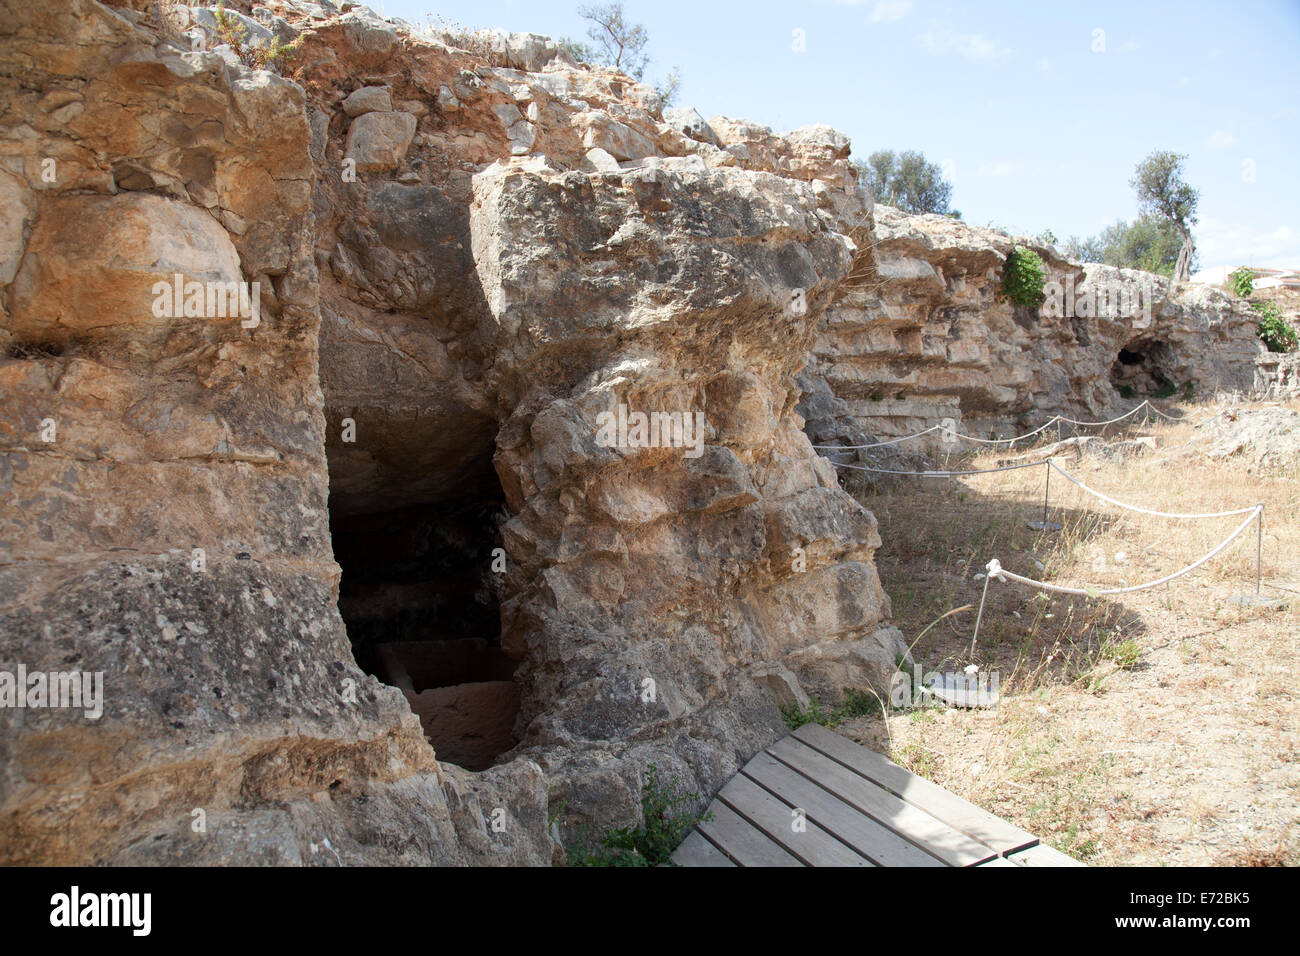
[837,396,1300,865]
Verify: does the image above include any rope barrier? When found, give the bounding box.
[968,506,1264,656]
[816,425,946,449]
[1045,459,1260,519]
[813,400,1165,451]
[819,413,1269,660]
[833,459,1050,477]
[989,507,1261,597]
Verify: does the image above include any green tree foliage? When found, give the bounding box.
[577,2,649,77]
[558,36,597,63]
[1130,150,1200,280]
[653,66,681,109]
[1063,215,1198,278]
[570,4,680,108]
[856,149,956,216]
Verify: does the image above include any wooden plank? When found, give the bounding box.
[768,735,999,866]
[794,723,1039,855]
[670,831,735,867]
[743,752,944,867]
[1005,843,1085,867]
[974,855,1020,867]
[696,799,804,867]
[718,773,874,867]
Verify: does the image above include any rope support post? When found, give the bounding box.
[1042,459,1050,526]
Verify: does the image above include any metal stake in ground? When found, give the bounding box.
[1026,459,1061,532]
[969,560,999,660]
[1043,459,1050,525]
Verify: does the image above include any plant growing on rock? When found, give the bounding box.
[566,764,711,866]
[1000,246,1047,310]
[573,3,682,111]
[213,1,301,74]
[1254,301,1298,352]
[1228,267,1255,298]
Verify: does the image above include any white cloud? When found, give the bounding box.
[1036,58,1051,73]
[1206,129,1237,149]
[977,161,1016,177]
[920,23,1005,59]
[1196,219,1300,270]
[869,0,913,22]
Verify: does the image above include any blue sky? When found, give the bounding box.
[375,0,1300,270]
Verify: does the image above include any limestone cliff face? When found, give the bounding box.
[296,5,902,837]
[0,1,902,863]
[799,205,1261,450]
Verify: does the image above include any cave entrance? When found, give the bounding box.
[1109,338,1177,398]
[328,462,519,772]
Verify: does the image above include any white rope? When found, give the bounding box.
[1055,402,1157,427]
[835,459,1049,477]
[983,506,1262,597]
[1046,460,1260,519]
[815,425,945,449]
[813,400,1161,451]
[951,419,1060,445]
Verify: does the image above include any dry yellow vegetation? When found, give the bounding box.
[839,396,1299,865]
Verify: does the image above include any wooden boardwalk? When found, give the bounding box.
[673,723,1082,867]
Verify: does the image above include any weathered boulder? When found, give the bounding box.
[9,192,245,353]
[662,106,719,146]
[341,84,392,116]
[344,110,417,171]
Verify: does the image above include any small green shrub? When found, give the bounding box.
[566,764,711,866]
[1254,301,1298,352]
[213,1,301,73]
[781,689,884,730]
[1101,636,1140,670]
[1001,247,1047,310]
[1227,267,1255,299]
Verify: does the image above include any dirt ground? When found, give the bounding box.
[834,396,1299,866]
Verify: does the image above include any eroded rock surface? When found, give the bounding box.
[799,206,1261,451]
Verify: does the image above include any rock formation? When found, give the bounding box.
[0,0,902,864]
[0,0,1265,866]
[799,206,1260,452]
